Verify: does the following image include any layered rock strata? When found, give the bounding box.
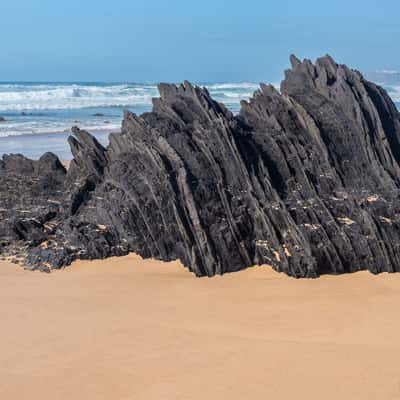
[2,55,400,277]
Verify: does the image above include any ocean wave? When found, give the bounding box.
[0,80,397,138]
[0,120,121,137]
[206,82,260,90]
[0,84,158,111]
[0,82,264,112]
[382,85,400,102]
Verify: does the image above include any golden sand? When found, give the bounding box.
[1,254,400,399]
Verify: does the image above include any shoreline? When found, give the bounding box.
[0,129,115,160]
[0,126,120,140]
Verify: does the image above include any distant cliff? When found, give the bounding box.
[2,54,400,277]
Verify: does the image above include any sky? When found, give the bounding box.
[0,0,399,82]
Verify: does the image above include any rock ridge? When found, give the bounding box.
[2,54,400,277]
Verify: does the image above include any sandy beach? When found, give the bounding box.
[1,254,400,400]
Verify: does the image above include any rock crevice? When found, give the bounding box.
[2,55,400,277]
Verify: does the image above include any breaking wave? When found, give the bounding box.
[0,82,263,137]
[0,82,262,112]
[0,83,158,112]
[0,79,396,137]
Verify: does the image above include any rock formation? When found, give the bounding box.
[2,54,400,277]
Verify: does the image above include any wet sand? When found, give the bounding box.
[1,254,400,399]
[0,130,110,160]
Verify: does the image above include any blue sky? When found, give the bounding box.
[1,0,399,82]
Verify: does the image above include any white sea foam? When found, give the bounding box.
[379,70,400,75]
[0,82,278,113]
[0,84,158,111]
[0,122,121,137]
[206,82,260,90]
[0,79,397,138]
[0,82,264,137]
[383,85,400,102]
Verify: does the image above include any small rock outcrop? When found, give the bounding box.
[2,55,400,277]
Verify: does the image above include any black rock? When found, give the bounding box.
[0,117,5,122]
[2,54,400,278]
[93,113,105,117]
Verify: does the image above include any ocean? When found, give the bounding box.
[0,78,398,159]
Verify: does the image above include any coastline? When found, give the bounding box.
[1,254,400,399]
[2,1,400,398]
[0,129,114,160]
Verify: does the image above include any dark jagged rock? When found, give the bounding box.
[0,117,5,122]
[2,54,400,278]
[0,153,66,270]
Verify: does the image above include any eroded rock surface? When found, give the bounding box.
[2,55,400,277]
